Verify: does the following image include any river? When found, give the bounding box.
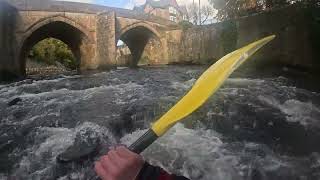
[0,66,320,180]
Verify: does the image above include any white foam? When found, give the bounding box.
[14,122,115,176]
[91,71,110,77]
[34,127,75,158]
[0,78,66,98]
[0,75,84,98]
[186,70,199,77]
[117,67,129,70]
[226,78,265,86]
[18,86,104,100]
[0,174,7,180]
[121,123,292,180]
[34,122,114,158]
[171,78,196,90]
[2,82,145,126]
[75,122,116,145]
[121,124,234,180]
[258,96,320,127]
[12,82,143,103]
[219,87,241,96]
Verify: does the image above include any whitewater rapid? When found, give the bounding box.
[0,66,319,180]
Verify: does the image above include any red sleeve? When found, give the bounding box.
[157,170,177,180]
[137,162,189,180]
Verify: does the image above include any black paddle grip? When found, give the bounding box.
[128,129,158,154]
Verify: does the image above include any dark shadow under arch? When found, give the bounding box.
[19,20,89,75]
[118,25,163,67]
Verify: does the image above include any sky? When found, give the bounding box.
[57,0,210,9]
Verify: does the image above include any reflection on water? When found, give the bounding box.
[0,66,319,180]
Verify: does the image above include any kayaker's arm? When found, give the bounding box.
[137,162,190,180]
[94,146,189,180]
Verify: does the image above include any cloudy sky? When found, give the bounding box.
[57,0,210,9]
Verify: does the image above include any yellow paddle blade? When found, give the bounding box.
[151,35,276,136]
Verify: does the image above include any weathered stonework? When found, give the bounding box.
[0,1,20,80]
[140,37,164,65]
[167,5,319,73]
[0,0,319,81]
[165,22,236,65]
[236,6,317,70]
[116,45,132,66]
[0,0,178,80]
[96,11,116,69]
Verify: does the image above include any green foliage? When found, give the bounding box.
[178,20,193,30]
[28,38,77,70]
[208,0,317,20]
[264,0,291,8]
[209,0,261,20]
[220,20,237,54]
[309,6,320,66]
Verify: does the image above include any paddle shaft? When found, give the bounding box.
[128,129,158,154]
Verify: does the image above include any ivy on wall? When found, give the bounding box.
[310,7,320,67]
[219,20,237,54]
[179,20,193,31]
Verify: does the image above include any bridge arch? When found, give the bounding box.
[18,15,93,74]
[117,22,163,67]
[118,22,161,39]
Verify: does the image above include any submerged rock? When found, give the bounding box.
[7,97,22,106]
[57,128,100,163]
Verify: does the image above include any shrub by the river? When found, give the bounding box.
[28,38,78,70]
[179,20,193,30]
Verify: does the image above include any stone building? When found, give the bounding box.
[134,0,188,23]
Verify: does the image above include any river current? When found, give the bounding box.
[0,66,320,180]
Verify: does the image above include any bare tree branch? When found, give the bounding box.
[187,3,215,25]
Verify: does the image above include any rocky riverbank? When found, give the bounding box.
[26,60,77,78]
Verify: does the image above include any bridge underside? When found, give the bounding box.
[20,21,88,74]
[0,0,175,81]
[119,26,162,67]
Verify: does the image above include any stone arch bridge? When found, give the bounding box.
[0,0,181,78]
[2,1,310,81]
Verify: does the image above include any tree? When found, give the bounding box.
[29,38,77,70]
[187,3,199,25]
[265,0,291,8]
[210,0,319,20]
[201,5,216,24]
[209,0,265,20]
[187,3,216,25]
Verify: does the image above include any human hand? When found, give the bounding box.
[94,146,145,180]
